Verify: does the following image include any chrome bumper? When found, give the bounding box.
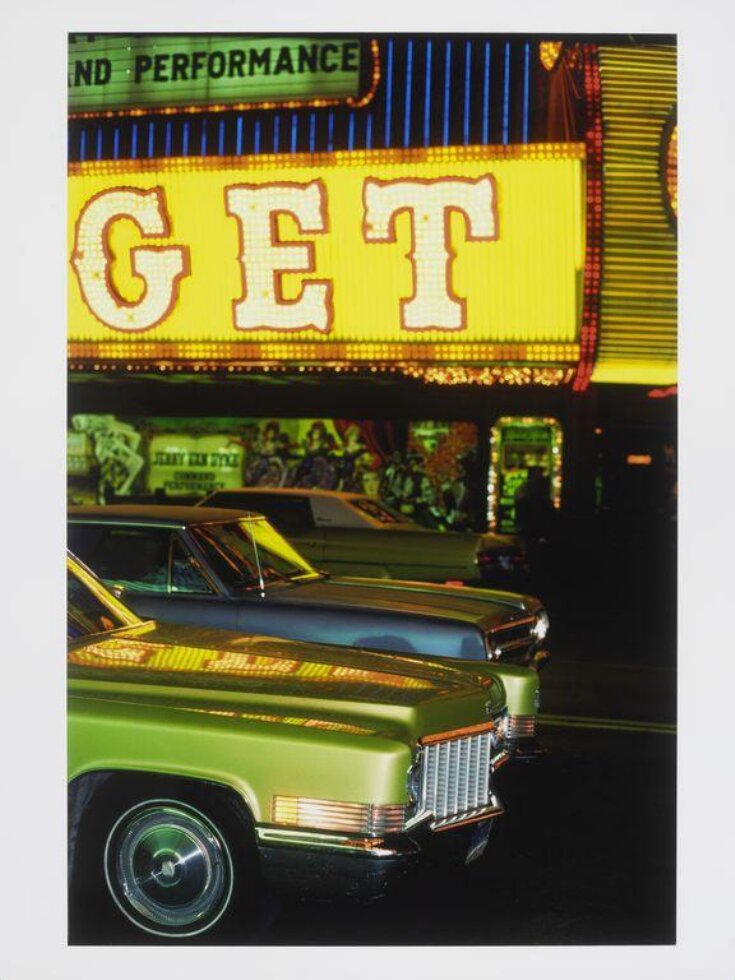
[255,824,418,859]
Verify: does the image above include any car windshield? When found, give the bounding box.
[349,497,414,525]
[68,567,135,640]
[189,518,320,592]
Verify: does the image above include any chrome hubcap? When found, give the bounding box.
[104,801,233,937]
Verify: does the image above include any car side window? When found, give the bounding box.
[171,536,214,594]
[67,569,120,639]
[73,526,172,593]
[233,495,315,535]
[68,524,105,565]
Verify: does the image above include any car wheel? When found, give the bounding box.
[103,799,234,938]
[70,781,263,942]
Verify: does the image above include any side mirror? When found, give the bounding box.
[110,583,125,599]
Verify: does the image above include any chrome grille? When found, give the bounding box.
[416,727,503,831]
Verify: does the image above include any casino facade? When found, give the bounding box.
[67,33,677,534]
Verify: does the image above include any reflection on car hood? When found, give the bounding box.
[265,575,535,627]
[68,621,504,738]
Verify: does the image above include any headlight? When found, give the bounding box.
[486,638,501,661]
[531,609,550,642]
[272,796,407,835]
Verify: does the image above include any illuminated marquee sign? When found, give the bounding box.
[68,144,586,368]
[68,35,369,116]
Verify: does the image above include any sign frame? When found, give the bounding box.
[68,35,380,119]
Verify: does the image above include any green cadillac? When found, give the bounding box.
[68,553,511,941]
[68,505,547,752]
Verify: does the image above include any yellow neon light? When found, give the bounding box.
[68,144,586,364]
[592,46,677,386]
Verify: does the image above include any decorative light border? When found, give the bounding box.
[660,106,678,231]
[68,360,575,387]
[68,340,580,363]
[69,38,381,120]
[487,415,564,530]
[69,139,585,178]
[539,41,563,72]
[395,366,574,387]
[571,43,604,393]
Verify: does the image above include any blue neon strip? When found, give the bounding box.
[182,121,190,156]
[290,112,298,153]
[309,112,316,153]
[384,39,394,147]
[348,110,355,150]
[200,119,207,155]
[522,42,530,143]
[463,40,472,145]
[273,114,280,153]
[236,116,243,155]
[403,39,413,148]
[502,41,510,145]
[366,112,373,149]
[423,40,432,147]
[254,119,261,154]
[218,119,225,156]
[327,110,334,152]
[442,40,452,146]
[482,41,491,145]
[148,122,155,158]
[131,123,138,159]
[113,127,119,160]
[96,127,103,160]
[79,129,86,161]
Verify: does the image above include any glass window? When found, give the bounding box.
[207,493,315,535]
[171,537,214,594]
[349,497,413,525]
[189,519,318,593]
[72,525,172,593]
[68,523,106,565]
[67,568,129,640]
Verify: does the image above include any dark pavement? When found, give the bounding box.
[254,519,677,946]
[261,725,675,945]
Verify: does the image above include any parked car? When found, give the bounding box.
[68,505,547,750]
[68,552,508,940]
[199,487,527,587]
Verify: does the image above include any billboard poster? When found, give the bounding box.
[67,414,479,529]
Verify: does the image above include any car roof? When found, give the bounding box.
[209,487,363,501]
[68,504,263,525]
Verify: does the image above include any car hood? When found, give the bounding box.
[263,575,538,628]
[68,621,504,741]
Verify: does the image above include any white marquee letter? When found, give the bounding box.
[225,181,332,333]
[71,187,189,331]
[362,176,498,330]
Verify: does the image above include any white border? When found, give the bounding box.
[2,1,734,978]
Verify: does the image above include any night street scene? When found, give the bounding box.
[61,30,686,953]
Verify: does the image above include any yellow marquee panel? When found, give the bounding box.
[68,144,585,365]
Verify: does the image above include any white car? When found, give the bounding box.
[199,487,527,587]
